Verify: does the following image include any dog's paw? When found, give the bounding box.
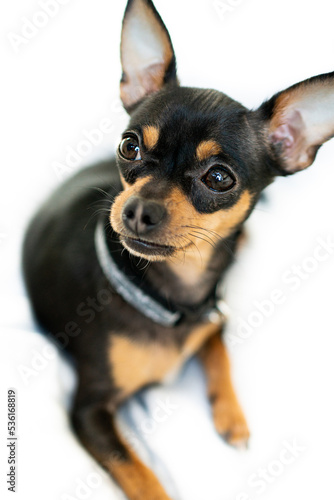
[212,397,250,448]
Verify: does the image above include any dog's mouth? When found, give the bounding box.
[121,236,176,259]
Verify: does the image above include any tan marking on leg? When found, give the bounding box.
[183,321,222,356]
[142,125,159,150]
[110,321,221,398]
[89,417,172,500]
[108,451,172,500]
[199,334,250,446]
[110,335,180,397]
[196,139,222,162]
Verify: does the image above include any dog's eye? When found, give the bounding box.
[202,166,235,192]
[119,136,141,161]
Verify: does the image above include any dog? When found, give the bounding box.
[22,0,334,498]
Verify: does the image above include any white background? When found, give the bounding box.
[1,0,334,499]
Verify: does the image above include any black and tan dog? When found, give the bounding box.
[23,0,334,498]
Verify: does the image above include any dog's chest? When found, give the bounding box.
[108,320,221,398]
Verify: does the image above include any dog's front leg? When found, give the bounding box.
[72,389,172,500]
[198,333,250,447]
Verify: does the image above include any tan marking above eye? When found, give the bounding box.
[142,125,160,150]
[196,140,222,162]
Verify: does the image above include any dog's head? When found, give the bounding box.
[110,0,334,265]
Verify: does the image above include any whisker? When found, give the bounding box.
[189,229,217,247]
[183,223,238,260]
[183,224,220,242]
[188,232,215,249]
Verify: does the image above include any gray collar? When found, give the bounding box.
[94,219,229,328]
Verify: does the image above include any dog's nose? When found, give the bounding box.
[122,196,166,235]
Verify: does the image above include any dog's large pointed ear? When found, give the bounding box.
[120,0,177,112]
[258,72,334,174]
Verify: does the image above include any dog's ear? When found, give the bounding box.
[259,71,334,174]
[120,0,177,112]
